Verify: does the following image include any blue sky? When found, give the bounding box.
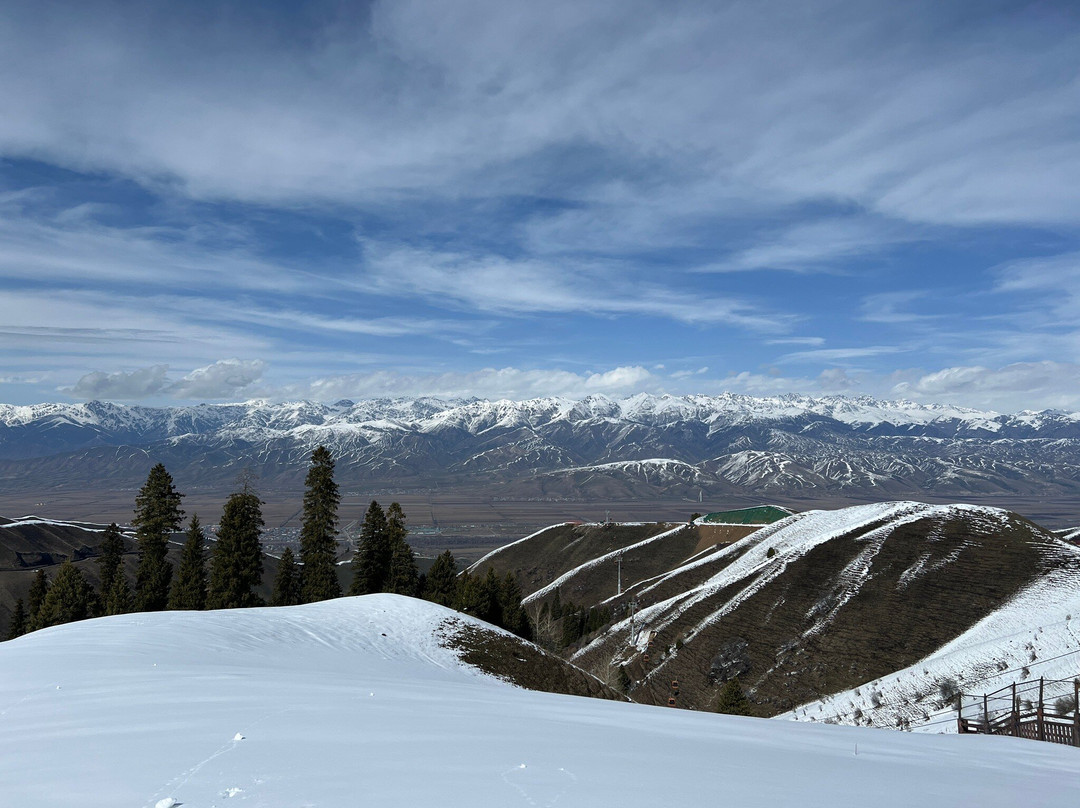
[1,0,1079,411]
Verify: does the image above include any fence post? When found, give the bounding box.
[983,693,990,733]
[1038,677,1045,742]
[1012,682,1019,738]
[1073,679,1079,748]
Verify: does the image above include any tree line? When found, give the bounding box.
[5,445,530,641]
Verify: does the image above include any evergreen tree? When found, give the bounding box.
[716,677,753,716]
[386,537,420,596]
[561,606,585,648]
[271,547,302,606]
[459,568,501,624]
[422,550,458,606]
[133,463,184,612]
[169,514,207,610]
[350,500,389,595]
[105,571,133,615]
[550,587,563,620]
[27,568,49,623]
[497,573,531,639]
[32,561,94,630]
[299,446,342,603]
[452,569,474,613]
[384,503,419,596]
[207,485,265,609]
[97,522,125,598]
[6,598,27,640]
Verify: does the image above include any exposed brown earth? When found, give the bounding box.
[439,619,626,701]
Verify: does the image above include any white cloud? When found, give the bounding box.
[777,345,905,365]
[67,359,266,402]
[0,1,1074,231]
[893,361,1080,411]
[71,365,170,399]
[701,219,915,274]
[169,359,266,399]
[302,365,661,401]
[363,246,790,330]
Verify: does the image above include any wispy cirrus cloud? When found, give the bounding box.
[1,1,1079,410]
[362,245,792,330]
[0,1,1076,226]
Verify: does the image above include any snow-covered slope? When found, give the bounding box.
[1,594,1078,807]
[783,549,1080,732]
[5,394,1080,499]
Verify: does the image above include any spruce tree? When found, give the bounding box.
[105,570,133,616]
[550,587,563,621]
[27,568,49,624]
[6,598,27,640]
[270,547,302,606]
[169,514,207,610]
[299,446,342,603]
[387,537,420,596]
[207,485,265,609]
[97,522,125,598]
[498,573,531,639]
[385,503,419,596]
[452,569,476,612]
[716,677,753,716]
[31,561,94,630]
[133,463,184,612]
[350,500,389,595]
[422,550,458,606]
[456,568,501,624]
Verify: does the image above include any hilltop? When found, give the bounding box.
[1,594,1077,806]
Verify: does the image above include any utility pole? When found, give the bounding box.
[628,599,638,647]
[616,553,622,596]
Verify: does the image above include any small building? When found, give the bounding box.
[699,505,794,526]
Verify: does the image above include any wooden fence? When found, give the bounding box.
[957,677,1080,747]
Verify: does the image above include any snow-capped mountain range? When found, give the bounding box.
[3,393,1080,497]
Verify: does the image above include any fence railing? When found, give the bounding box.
[957,677,1079,747]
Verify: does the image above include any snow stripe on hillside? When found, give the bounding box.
[783,538,1080,732]
[521,523,691,605]
[467,523,577,572]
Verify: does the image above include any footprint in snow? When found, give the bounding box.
[501,765,578,807]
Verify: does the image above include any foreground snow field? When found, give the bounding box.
[1,596,1078,807]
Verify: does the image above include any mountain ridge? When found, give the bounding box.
[4,394,1080,500]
